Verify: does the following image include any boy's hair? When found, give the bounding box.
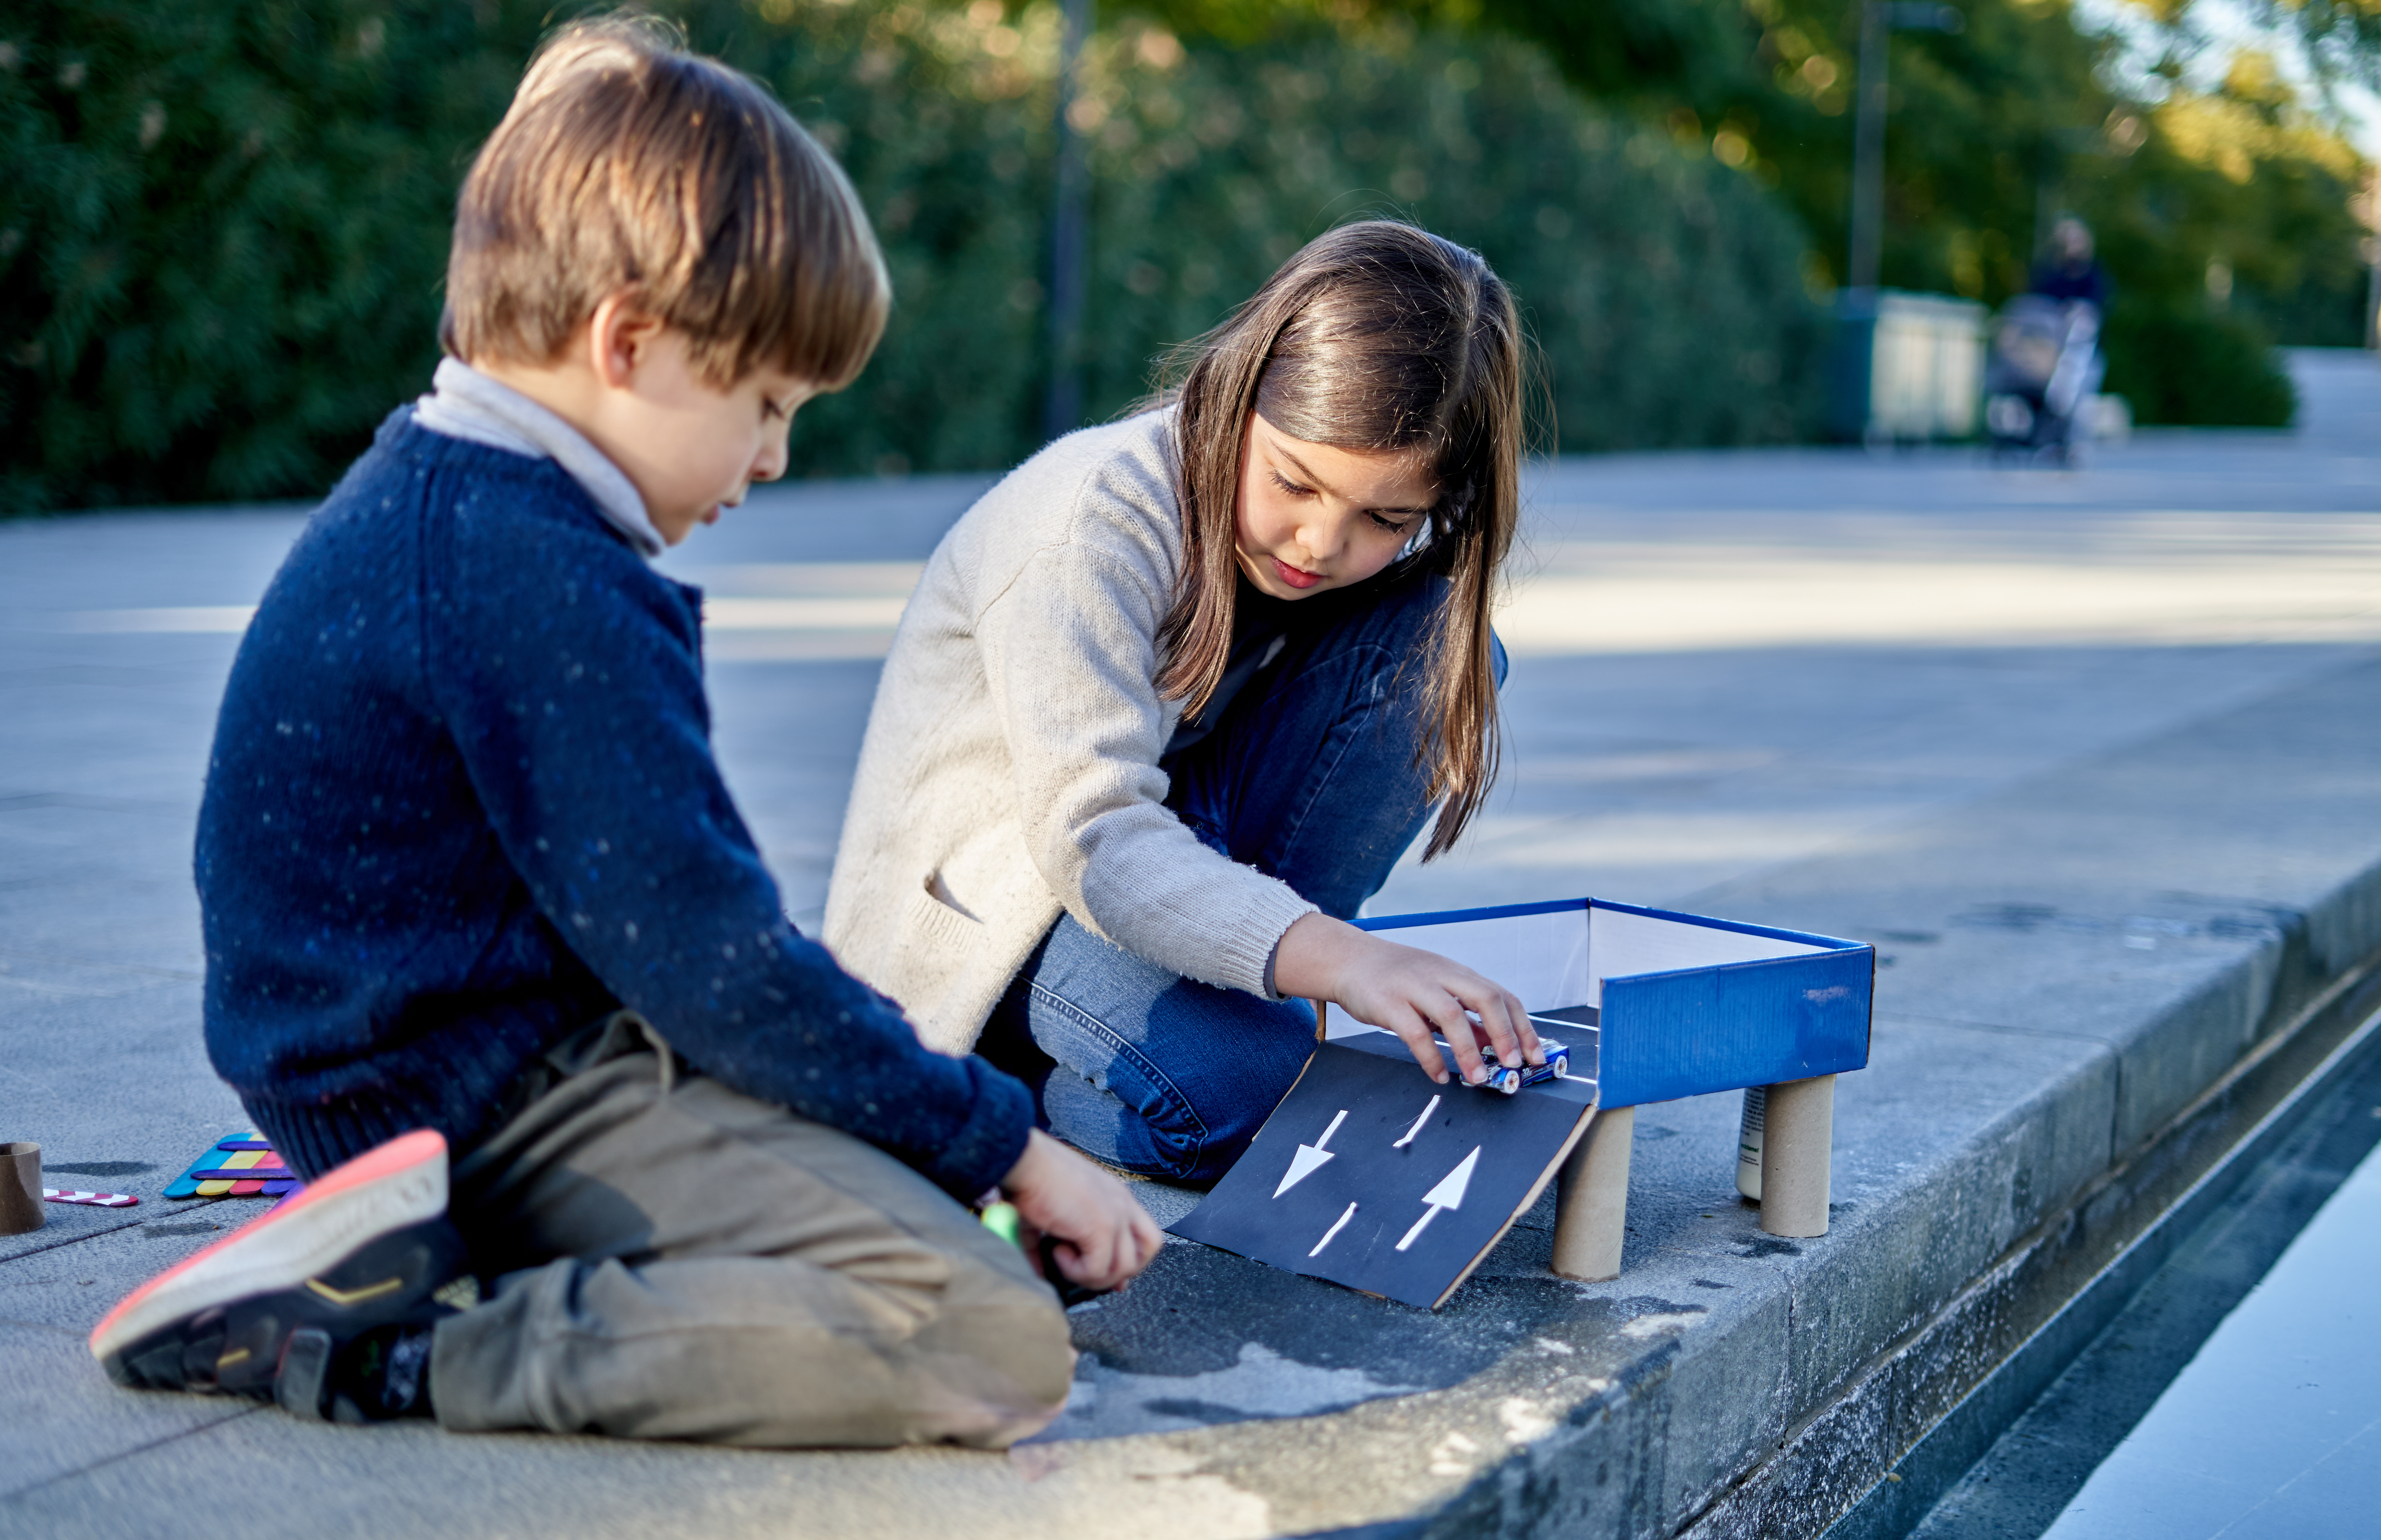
[1155,221,1529,861]
[441,13,889,391]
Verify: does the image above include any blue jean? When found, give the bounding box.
[978,573,1506,1183]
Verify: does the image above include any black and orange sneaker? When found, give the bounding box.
[90,1128,475,1421]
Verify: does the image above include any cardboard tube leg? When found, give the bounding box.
[1551,1105,1634,1281]
[0,1141,43,1236]
[1759,1076,1834,1238]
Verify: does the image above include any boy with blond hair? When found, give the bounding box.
[90,16,1157,1447]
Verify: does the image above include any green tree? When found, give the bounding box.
[0,1,546,510]
[1151,0,2360,422]
[1063,15,1827,449]
[2,0,1829,510]
[1444,0,2365,422]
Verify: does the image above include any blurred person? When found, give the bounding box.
[2028,214,2111,311]
[1987,215,2110,458]
[89,14,1156,1448]
[826,221,1546,1185]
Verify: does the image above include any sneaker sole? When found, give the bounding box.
[89,1129,448,1367]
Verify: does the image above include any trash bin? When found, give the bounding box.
[1827,289,1987,444]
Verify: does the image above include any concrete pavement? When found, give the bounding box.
[4,351,2379,1537]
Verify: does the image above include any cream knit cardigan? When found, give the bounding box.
[823,409,1319,1055]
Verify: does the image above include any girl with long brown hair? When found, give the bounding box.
[826,221,1542,1182]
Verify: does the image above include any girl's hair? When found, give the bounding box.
[1155,221,1525,860]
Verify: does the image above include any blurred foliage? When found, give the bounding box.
[0,0,1819,510]
[1150,0,2366,426]
[2122,0,2381,98]
[0,1,539,510]
[2103,304,2297,425]
[2,0,2367,509]
[753,4,1828,471]
[1435,0,2364,425]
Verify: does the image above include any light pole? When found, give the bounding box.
[2362,166,2381,351]
[1846,2,1964,295]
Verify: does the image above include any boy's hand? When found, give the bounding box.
[1002,1130,1163,1294]
[1274,912,1540,1087]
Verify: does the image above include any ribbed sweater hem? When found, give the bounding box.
[242,1092,457,1185]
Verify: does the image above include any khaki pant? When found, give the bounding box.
[428,1013,1074,1447]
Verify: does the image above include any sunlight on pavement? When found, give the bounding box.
[58,513,2381,658]
[1498,512,2381,654]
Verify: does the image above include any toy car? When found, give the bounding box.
[1440,1039,1568,1095]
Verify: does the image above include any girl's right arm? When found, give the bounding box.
[1273,912,1542,1087]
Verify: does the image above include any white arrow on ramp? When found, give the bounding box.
[1394,1145,1481,1252]
[1274,1109,1349,1197]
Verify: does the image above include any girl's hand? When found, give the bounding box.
[1273,912,1540,1087]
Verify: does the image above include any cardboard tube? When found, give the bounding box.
[1758,1075,1834,1238]
[1,1141,43,1235]
[1551,1105,1634,1281]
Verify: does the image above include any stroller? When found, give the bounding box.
[1983,296,2104,462]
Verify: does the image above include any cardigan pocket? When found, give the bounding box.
[905,872,986,954]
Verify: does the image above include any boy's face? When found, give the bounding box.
[600,327,820,545]
[1232,411,1436,602]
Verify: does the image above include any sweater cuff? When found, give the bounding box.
[920,1058,1037,1199]
[1210,884,1318,999]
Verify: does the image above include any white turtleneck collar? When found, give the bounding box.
[412,357,667,560]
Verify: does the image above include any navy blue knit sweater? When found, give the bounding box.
[195,410,1033,1197]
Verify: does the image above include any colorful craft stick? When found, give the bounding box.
[199,1152,262,1199]
[43,1189,137,1207]
[165,1132,280,1199]
[195,1150,262,1197]
[187,1166,291,1180]
[198,1148,268,1196]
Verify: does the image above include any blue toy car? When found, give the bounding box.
[1440,1039,1569,1095]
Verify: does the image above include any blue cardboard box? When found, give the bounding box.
[1339,897,1875,1108]
[1171,897,1875,1305]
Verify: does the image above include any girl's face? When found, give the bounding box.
[1232,412,1438,601]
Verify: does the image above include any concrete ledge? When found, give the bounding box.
[1816,965,2381,1540]
[1036,650,2381,1538]
[9,656,2379,1538]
